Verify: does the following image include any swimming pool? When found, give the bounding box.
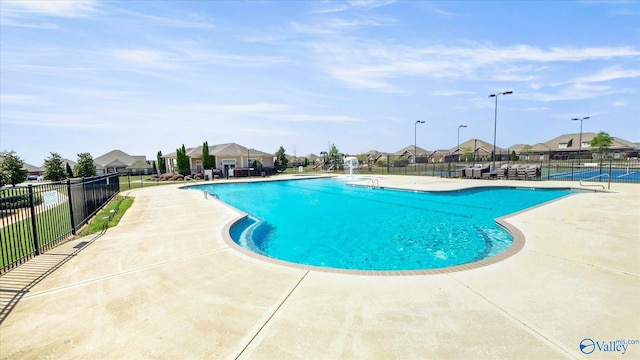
[189,178,575,271]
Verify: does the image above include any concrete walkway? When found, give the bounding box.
[1,175,638,359]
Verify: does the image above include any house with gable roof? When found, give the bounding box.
[163,142,274,177]
[540,132,639,160]
[94,150,153,175]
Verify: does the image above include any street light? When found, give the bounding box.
[415,120,425,165]
[572,116,590,166]
[489,91,513,171]
[457,125,467,162]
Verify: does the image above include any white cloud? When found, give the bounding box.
[429,90,476,96]
[2,111,111,128]
[1,0,99,18]
[115,9,215,29]
[0,94,40,105]
[109,49,178,69]
[570,66,640,83]
[311,41,640,91]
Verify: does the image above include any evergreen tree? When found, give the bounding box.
[152,161,157,174]
[157,151,166,174]
[202,141,216,169]
[274,146,288,171]
[176,144,191,176]
[76,152,96,177]
[43,152,66,181]
[511,150,517,162]
[66,163,74,178]
[0,150,28,186]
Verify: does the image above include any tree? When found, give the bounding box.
[0,150,28,186]
[462,147,474,162]
[202,141,216,169]
[590,131,614,160]
[152,160,157,174]
[176,144,191,176]
[156,151,166,174]
[66,163,74,178]
[76,152,96,177]
[274,146,288,171]
[511,150,517,162]
[329,143,339,156]
[43,152,66,181]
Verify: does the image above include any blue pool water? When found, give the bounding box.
[188,178,575,271]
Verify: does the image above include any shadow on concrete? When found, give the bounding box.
[0,230,106,325]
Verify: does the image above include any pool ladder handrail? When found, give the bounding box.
[367,177,380,189]
[579,173,610,190]
[204,190,219,199]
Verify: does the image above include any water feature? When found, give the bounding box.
[343,156,359,178]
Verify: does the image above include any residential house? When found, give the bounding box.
[448,139,506,163]
[23,162,43,177]
[540,133,639,160]
[163,142,274,177]
[508,143,551,161]
[393,145,429,164]
[94,150,153,175]
[363,150,387,166]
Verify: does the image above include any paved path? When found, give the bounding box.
[1,175,638,359]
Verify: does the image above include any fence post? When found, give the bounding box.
[387,154,390,174]
[67,179,77,235]
[28,185,41,256]
[608,160,612,189]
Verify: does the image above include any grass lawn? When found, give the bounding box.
[76,195,133,236]
[1,194,133,270]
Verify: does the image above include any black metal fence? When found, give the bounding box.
[0,174,120,274]
[350,156,640,184]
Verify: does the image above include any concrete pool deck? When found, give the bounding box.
[1,175,638,359]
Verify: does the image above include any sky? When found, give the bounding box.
[1,0,639,166]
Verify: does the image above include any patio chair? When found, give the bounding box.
[496,164,510,179]
[464,165,478,178]
[525,165,541,180]
[456,166,471,178]
[472,164,490,179]
[508,164,520,179]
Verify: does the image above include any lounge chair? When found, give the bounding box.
[508,164,520,179]
[496,164,510,179]
[464,165,477,178]
[472,164,490,179]
[524,165,541,180]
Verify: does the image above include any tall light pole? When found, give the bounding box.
[572,116,590,166]
[415,120,425,164]
[489,91,513,171]
[457,125,467,162]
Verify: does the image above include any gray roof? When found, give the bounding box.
[94,150,151,169]
[394,145,429,156]
[164,143,273,158]
[542,133,639,150]
[453,139,502,154]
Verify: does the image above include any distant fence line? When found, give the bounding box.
[0,174,120,274]
[329,157,640,184]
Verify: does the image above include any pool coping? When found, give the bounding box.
[202,178,596,276]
